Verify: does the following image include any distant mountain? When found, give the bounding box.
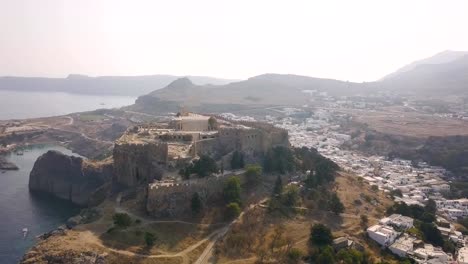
[132,74,369,114]
[379,54,468,95]
[0,75,238,96]
[380,50,468,80]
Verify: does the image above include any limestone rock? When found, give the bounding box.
[28,150,112,206]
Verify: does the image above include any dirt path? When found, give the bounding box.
[77,225,226,264]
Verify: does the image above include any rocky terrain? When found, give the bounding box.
[29,150,113,206]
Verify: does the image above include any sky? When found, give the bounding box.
[1,0,468,82]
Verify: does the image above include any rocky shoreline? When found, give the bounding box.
[0,155,19,170]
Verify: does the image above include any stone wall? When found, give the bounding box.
[146,173,246,218]
[113,142,167,187]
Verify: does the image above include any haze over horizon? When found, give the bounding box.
[1,0,468,82]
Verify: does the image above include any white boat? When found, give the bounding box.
[22,228,28,238]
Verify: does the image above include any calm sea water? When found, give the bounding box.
[0,145,82,263]
[0,90,136,120]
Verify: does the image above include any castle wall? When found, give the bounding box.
[146,173,246,218]
[113,142,168,187]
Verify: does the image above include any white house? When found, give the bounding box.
[379,214,414,230]
[367,224,400,247]
[389,234,416,257]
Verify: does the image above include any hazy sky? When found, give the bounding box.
[1,0,467,82]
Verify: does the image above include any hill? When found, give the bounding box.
[133,74,367,113]
[0,75,237,97]
[380,50,468,80]
[379,54,468,95]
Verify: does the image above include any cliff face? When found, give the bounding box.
[29,150,113,206]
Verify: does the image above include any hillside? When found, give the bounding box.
[380,50,468,80]
[379,54,468,95]
[133,74,366,113]
[0,75,237,97]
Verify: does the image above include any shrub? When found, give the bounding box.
[144,232,156,246]
[310,223,333,247]
[225,202,241,220]
[112,213,132,228]
[245,164,262,185]
[287,248,303,264]
[223,177,242,205]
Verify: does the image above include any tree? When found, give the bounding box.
[225,202,241,219]
[283,185,300,207]
[418,222,444,247]
[286,248,303,264]
[193,155,218,177]
[273,175,283,197]
[316,246,335,264]
[310,223,333,247]
[144,232,156,246]
[231,151,245,170]
[360,215,369,229]
[328,192,344,215]
[208,116,217,130]
[191,192,203,215]
[112,213,132,228]
[245,164,262,186]
[223,177,241,205]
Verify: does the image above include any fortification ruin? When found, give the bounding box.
[112,111,289,217]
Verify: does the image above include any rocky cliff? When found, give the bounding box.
[29,150,113,206]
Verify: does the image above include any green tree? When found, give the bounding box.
[225,202,241,219]
[112,213,132,228]
[193,155,218,177]
[223,176,241,204]
[310,223,333,247]
[328,192,345,215]
[191,192,203,215]
[316,246,335,264]
[273,175,283,197]
[418,222,444,247]
[286,248,303,264]
[283,185,300,207]
[245,164,262,186]
[231,151,245,169]
[144,232,156,246]
[360,214,369,229]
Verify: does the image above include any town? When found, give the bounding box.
[221,106,468,264]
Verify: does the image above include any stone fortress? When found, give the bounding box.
[112,111,289,217]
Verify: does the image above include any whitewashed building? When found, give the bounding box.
[367,224,400,247]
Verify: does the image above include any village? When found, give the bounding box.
[221,107,468,264]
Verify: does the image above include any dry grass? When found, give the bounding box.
[343,107,468,138]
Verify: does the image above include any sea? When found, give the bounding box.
[0,91,135,263]
[0,90,136,120]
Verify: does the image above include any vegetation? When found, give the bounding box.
[180,155,218,178]
[309,223,333,247]
[328,192,345,214]
[245,164,262,186]
[225,202,241,219]
[286,248,303,264]
[264,146,295,174]
[223,176,242,205]
[386,201,436,223]
[231,150,245,169]
[112,213,132,228]
[273,175,283,196]
[191,192,203,215]
[144,232,156,246]
[282,185,300,207]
